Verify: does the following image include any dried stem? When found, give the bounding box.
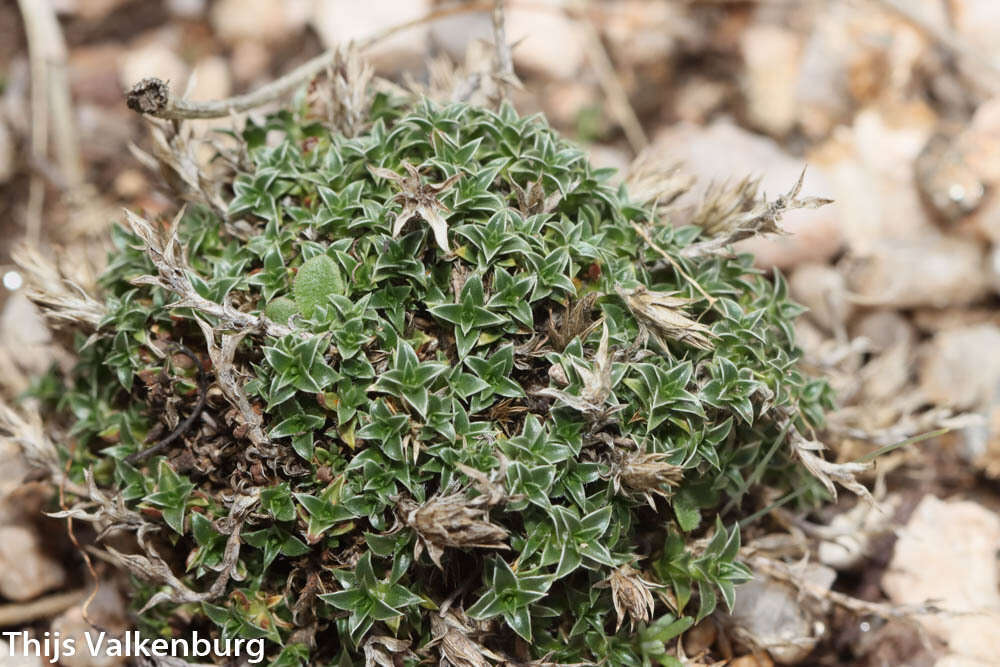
[126,1,494,120]
[0,589,88,627]
[632,222,715,305]
[678,169,832,259]
[575,11,648,153]
[125,208,294,338]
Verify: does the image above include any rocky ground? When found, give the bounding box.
[2,0,1000,665]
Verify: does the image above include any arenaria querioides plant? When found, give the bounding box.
[3,50,872,667]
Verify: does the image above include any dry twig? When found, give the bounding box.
[0,589,88,627]
[125,1,494,120]
[16,0,85,242]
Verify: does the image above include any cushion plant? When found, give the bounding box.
[36,95,840,665]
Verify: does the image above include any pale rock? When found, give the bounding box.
[55,0,129,21]
[0,639,44,667]
[963,97,1000,185]
[118,42,187,93]
[914,130,986,222]
[0,439,30,508]
[794,318,826,362]
[210,0,309,44]
[991,245,1000,295]
[0,525,67,601]
[811,106,938,254]
[741,24,801,137]
[230,40,272,84]
[817,494,902,570]
[683,620,717,657]
[794,3,857,138]
[882,495,1000,667]
[726,562,835,664]
[601,1,685,67]
[506,2,586,80]
[187,56,232,102]
[50,584,128,667]
[843,236,989,309]
[851,309,916,352]
[793,1,943,139]
[952,0,1000,71]
[0,293,54,397]
[0,120,13,184]
[429,13,492,61]
[167,0,205,18]
[917,324,1000,410]
[674,77,730,124]
[728,656,774,667]
[651,121,842,268]
[113,169,147,199]
[789,263,853,333]
[311,0,432,72]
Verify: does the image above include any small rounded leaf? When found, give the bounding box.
[264,296,299,324]
[293,254,346,317]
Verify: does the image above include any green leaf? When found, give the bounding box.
[294,254,345,316]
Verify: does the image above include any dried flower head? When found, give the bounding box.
[368,160,461,253]
[607,564,659,631]
[429,611,503,667]
[617,285,714,351]
[607,445,684,509]
[399,491,509,570]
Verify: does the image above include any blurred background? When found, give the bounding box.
[1,1,1000,665]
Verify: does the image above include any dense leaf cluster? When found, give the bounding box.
[50,98,832,665]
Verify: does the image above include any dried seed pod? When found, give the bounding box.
[607,564,658,631]
[607,445,684,509]
[399,492,509,569]
[617,285,714,351]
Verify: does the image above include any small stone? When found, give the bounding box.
[506,1,586,80]
[0,439,30,506]
[741,24,801,137]
[811,106,938,253]
[601,1,684,67]
[725,562,835,664]
[210,0,308,44]
[0,639,45,667]
[789,263,853,334]
[851,310,916,353]
[882,495,1000,665]
[0,525,67,601]
[843,236,990,309]
[230,40,271,84]
[311,0,432,73]
[674,77,730,124]
[729,655,775,667]
[917,324,1000,410]
[166,0,204,18]
[651,121,842,269]
[118,43,187,94]
[187,56,232,102]
[914,130,986,222]
[113,169,147,199]
[428,12,492,61]
[952,0,1000,74]
[50,584,128,667]
[683,619,717,657]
